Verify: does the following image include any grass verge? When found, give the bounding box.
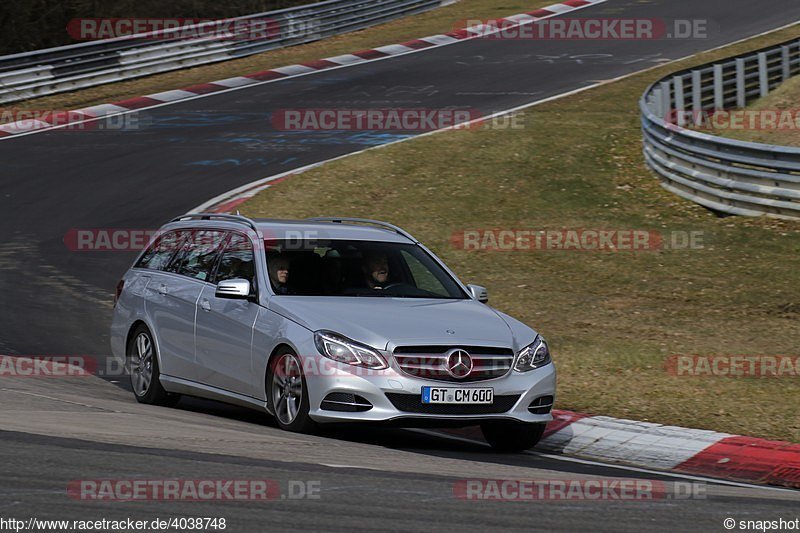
[1,0,553,114]
[239,25,800,442]
[702,74,800,147]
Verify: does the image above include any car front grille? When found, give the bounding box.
[385,393,520,415]
[392,345,514,382]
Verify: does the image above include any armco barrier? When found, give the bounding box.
[640,37,800,219]
[0,0,449,104]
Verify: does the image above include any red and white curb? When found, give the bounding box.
[522,410,800,489]
[200,174,293,214]
[0,0,607,138]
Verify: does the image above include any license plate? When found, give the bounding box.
[421,386,493,404]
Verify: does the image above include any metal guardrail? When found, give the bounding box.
[640,37,800,220]
[0,0,446,104]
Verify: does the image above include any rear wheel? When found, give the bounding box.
[480,421,546,452]
[267,348,318,433]
[127,325,180,407]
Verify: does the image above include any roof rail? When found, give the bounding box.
[307,217,417,242]
[171,213,260,234]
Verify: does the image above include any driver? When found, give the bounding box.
[362,252,390,289]
[268,255,291,295]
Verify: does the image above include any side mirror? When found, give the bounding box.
[216,279,251,299]
[467,284,489,303]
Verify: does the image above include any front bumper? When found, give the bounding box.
[299,344,556,425]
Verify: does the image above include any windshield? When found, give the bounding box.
[264,239,468,299]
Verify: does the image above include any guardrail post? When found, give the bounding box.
[660,80,671,120]
[652,87,663,118]
[673,75,686,126]
[713,64,724,110]
[691,70,703,125]
[782,45,791,81]
[795,40,800,76]
[735,58,746,108]
[758,52,769,97]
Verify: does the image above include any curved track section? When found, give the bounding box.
[0,0,798,356]
[1,372,799,529]
[1,0,799,526]
[0,0,800,354]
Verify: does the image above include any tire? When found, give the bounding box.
[267,347,318,433]
[480,421,546,452]
[127,325,181,407]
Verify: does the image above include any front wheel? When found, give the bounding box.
[480,421,546,452]
[267,348,318,433]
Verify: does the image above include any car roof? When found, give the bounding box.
[255,219,414,243]
[163,216,416,244]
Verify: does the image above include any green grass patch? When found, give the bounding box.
[240,24,800,442]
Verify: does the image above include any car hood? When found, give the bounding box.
[268,297,522,350]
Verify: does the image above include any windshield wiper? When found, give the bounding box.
[349,292,393,297]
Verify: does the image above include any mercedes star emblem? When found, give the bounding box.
[445,348,473,379]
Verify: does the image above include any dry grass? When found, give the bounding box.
[239,24,800,442]
[703,75,800,147]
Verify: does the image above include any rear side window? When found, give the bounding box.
[168,230,227,281]
[136,231,182,271]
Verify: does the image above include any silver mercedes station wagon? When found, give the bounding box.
[110,214,556,451]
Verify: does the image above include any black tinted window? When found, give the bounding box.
[263,239,467,298]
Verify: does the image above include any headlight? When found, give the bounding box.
[313,330,388,370]
[513,335,551,372]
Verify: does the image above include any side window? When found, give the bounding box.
[215,233,256,290]
[168,230,227,281]
[136,231,182,271]
[401,250,448,296]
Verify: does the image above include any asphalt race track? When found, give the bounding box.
[1,0,800,529]
[1,374,799,531]
[2,0,799,357]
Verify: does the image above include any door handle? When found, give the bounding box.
[200,299,211,311]
[157,283,168,295]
